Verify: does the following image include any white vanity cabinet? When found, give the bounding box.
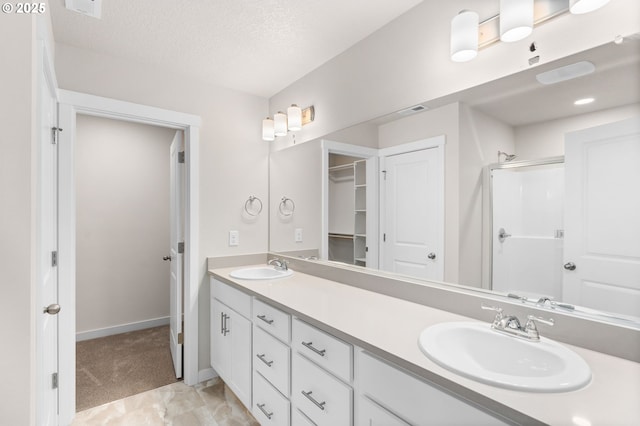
[210,278,252,409]
[356,350,508,426]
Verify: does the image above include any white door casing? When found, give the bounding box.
[169,131,184,379]
[563,117,640,317]
[36,41,59,426]
[380,138,445,281]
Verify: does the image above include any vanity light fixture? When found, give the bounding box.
[450,10,479,62]
[450,0,612,62]
[569,0,610,14]
[500,0,534,43]
[262,105,315,141]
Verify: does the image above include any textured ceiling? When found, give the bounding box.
[49,0,423,98]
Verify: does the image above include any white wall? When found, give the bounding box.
[54,43,269,371]
[270,0,640,146]
[75,115,176,334]
[515,104,640,159]
[0,14,36,426]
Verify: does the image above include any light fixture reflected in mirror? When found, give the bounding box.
[450,10,479,62]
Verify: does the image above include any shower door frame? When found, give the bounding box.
[481,156,565,290]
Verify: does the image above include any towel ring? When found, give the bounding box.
[279,197,295,216]
[244,195,263,216]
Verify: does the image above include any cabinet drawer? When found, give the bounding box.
[357,351,507,426]
[292,318,352,382]
[254,326,290,396]
[253,371,290,426]
[211,277,251,318]
[254,298,291,343]
[292,353,352,426]
[292,408,316,426]
[357,396,410,426]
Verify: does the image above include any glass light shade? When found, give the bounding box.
[287,104,302,131]
[570,0,610,14]
[500,0,533,42]
[274,111,288,136]
[450,10,479,62]
[262,117,275,141]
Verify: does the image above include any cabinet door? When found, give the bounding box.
[358,396,410,426]
[210,298,229,378]
[227,309,253,409]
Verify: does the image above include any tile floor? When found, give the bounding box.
[71,378,259,425]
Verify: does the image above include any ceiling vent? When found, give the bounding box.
[65,0,102,19]
[397,104,428,116]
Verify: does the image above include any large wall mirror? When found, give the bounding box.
[269,38,640,326]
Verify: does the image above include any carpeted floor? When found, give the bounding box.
[76,325,179,412]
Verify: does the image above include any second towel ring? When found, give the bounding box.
[244,195,263,216]
[279,196,295,216]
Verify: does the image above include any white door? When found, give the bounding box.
[563,118,640,317]
[37,49,59,426]
[381,147,444,281]
[169,131,184,378]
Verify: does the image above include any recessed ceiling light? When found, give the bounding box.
[574,97,595,105]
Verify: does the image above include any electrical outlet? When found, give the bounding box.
[295,228,303,242]
[229,230,239,246]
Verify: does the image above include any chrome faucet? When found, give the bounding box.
[268,258,288,271]
[481,305,554,341]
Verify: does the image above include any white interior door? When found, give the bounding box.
[381,147,444,281]
[37,47,59,426]
[563,117,640,317]
[169,131,184,378]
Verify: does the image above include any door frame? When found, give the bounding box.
[320,140,379,264]
[57,90,201,423]
[378,136,445,278]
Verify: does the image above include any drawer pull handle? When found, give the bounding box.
[302,341,326,357]
[257,314,274,325]
[301,390,326,411]
[256,353,274,367]
[257,403,274,419]
[220,312,225,335]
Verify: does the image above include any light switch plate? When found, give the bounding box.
[295,228,303,242]
[229,230,239,246]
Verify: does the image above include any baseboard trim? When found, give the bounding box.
[198,368,217,384]
[76,316,170,342]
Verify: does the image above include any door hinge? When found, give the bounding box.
[178,332,184,345]
[382,170,387,180]
[51,251,58,267]
[178,242,185,254]
[52,372,58,389]
[178,151,185,164]
[51,127,63,145]
[383,233,386,242]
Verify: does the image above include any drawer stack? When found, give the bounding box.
[252,298,292,426]
[291,318,353,425]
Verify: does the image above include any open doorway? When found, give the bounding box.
[73,115,181,410]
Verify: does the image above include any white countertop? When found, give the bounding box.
[209,265,640,425]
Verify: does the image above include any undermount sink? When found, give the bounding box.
[229,266,293,280]
[418,322,591,392]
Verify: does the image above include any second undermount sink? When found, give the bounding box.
[229,266,293,280]
[418,322,591,392]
